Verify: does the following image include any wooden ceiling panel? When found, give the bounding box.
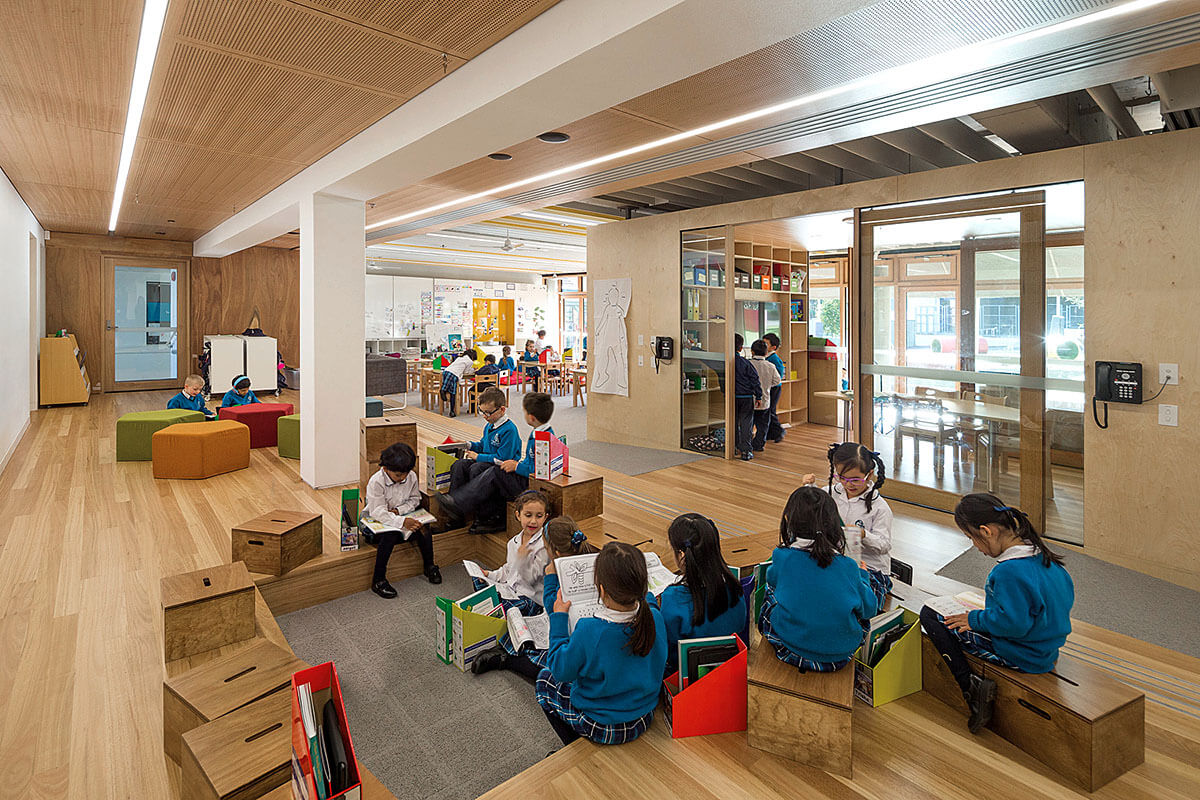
[298,0,561,59]
[14,183,111,234]
[176,0,463,96]
[366,183,483,230]
[0,116,120,190]
[141,42,400,163]
[0,1,139,132]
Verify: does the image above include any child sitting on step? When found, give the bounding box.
[758,486,879,672]
[470,490,551,616]
[920,493,1074,734]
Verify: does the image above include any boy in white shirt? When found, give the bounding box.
[440,348,477,417]
[749,339,783,452]
[364,442,441,598]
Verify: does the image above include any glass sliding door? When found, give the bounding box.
[103,257,190,391]
[856,191,1059,533]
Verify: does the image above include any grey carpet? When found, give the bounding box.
[277,564,560,800]
[566,439,706,476]
[936,547,1200,659]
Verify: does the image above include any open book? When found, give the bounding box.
[554,551,678,633]
[462,559,520,600]
[923,589,985,618]
[360,509,437,537]
[506,607,550,651]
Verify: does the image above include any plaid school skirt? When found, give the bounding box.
[440,370,459,396]
[757,584,851,673]
[866,568,893,610]
[930,611,1020,670]
[535,671,654,745]
[471,577,543,616]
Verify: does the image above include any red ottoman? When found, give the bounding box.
[218,403,294,448]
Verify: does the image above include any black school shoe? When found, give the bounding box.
[470,516,506,535]
[471,645,510,675]
[371,579,397,599]
[436,493,466,526]
[964,673,997,734]
[424,564,442,584]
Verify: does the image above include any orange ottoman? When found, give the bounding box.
[152,421,251,479]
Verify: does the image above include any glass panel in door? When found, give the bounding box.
[114,264,180,383]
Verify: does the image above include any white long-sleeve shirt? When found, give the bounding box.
[364,468,421,540]
[827,481,893,575]
[491,528,549,603]
[445,354,476,380]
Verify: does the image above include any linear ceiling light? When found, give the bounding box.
[365,0,1166,233]
[108,0,170,232]
[518,210,604,226]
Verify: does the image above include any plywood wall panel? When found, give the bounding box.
[191,247,300,368]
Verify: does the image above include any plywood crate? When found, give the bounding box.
[529,475,603,521]
[746,631,854,777]
[162,562,255,661]
[180,689,292,800]
[232,510,323,576]
[163,638,305,763]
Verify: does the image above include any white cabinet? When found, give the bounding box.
[240,335,277,392]
[204,334,278,395]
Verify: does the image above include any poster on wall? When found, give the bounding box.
[592,278,631,397]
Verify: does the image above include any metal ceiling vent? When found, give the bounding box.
[371,2,1200,239]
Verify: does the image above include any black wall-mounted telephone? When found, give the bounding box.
[1093,361,1142,429]
[654,336,674,361]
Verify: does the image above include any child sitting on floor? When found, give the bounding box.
[220,375,261,407]
[167,374,216,419]
[758,486,878,672]
[658,513,747,676]
[363,442,441,598]
[920,493,1074,734]
[538,541,668,746]
[803,442,894,608]
[471,489,551,616]
[472,515,596,678]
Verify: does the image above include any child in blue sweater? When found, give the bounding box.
[472,515,596,678]
[167,374,216,419]
[448,387,521,513]
[921,493,1074,734]
[498,345,517,375]
[538,542,668,746]
[438,392,554,534]
[758,486,879,671]
[658,513,747,676]
[220,375,260,407]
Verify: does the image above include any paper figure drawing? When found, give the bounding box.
[593,278,631,397]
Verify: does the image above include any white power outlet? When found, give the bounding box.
[637,355,644,367]
[1159,404,1179,427]
[1159,363,1179,385]
[637,334,644,346]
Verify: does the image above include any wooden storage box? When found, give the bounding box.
[920,633,983,712]
[746,631,854,777]
[163,638,305,763]
[232,510,323,576]
[180,689,292,800]
[162,562,255,661]
[360,418,417,463]
[529,475,603,522]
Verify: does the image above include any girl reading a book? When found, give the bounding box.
[657,514,747,676]
[758,486,879,672]
[802,442,894,608]
[920,493,1074,734]
[472,516,596,678]
[537,542,668,745]
[472,489,551,616]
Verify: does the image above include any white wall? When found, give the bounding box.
[0,169,44,472]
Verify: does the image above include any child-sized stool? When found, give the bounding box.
[116,409,206,461]
[276,414,299,460]
[365,396,383,417]
[153,421,250,479]
[218,402,294,448]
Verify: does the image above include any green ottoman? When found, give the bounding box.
[365,397,383,418]
[116,409,205,461]
[277,414,300,460]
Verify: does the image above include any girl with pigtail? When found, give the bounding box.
[802,442,894,607]
[657,514,748,676]
[920,493,1074,735]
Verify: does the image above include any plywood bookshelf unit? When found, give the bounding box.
[39,333,92,406]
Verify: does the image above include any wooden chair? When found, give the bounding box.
[469,373,500,415]
[419,369,440,411]
[406,361,419,393]
[572,370,587,407]
[956,390,1006,467]
[893,396,958,479]
[543,362,568,396]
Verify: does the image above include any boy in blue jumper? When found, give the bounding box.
[921,493,1074,734]
[167,374,216,420]
[476,354,501,375]
[762,332,786,442]
[537,541,668,745]
[220,375,260,407]
[447,387,522,533]
[730,334,762,460]
[437,391,555,534]
[758,486,878,672]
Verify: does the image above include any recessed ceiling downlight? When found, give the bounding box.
[537,131,570,144]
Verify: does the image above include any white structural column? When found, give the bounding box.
[299,192,365,488]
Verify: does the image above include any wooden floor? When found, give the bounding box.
[0,392,1197,800]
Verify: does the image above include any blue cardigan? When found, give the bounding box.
[764,546,879,662]
[658,582,747,674]
[968,556,1074,673]
[167,391,216,418]
[545,582,668,724]
[469,418,522,464]
[220,388,260,407]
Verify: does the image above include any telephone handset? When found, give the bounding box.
[1093,360,1142,429]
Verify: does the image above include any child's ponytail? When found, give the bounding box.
[954,493,1065,567]
[595,542,656,657]
[668,513,742,626]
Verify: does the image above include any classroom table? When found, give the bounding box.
[570,367,588,407]
[813,390,853,434]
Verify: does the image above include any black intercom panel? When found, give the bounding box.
[1095,361,1143,404]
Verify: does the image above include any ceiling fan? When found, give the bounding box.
[500,230,525,252]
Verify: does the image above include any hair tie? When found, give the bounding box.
[571,530,586,546]
[681,538,693,549]
[869,450,880,457]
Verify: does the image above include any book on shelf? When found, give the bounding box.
[297,682,329,800]
[862,607,905,666]
[678,635,739,690]
[339,490,359,551]
[554,551,677,633]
